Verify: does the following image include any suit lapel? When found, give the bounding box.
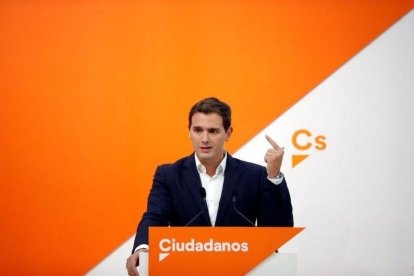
[215,154,240,226]
[183,154,211,226]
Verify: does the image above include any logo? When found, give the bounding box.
[158,238,249,262]
[292,129,327,168]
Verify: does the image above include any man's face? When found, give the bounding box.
[189,112,232,165]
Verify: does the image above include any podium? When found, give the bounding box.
[138,227,303,275]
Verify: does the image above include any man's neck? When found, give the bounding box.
[204,163,219,177]
[197,152,226,177]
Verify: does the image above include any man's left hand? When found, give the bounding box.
[264,135,284,177]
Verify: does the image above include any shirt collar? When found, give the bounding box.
[195,151,227,176]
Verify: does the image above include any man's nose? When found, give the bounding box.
[201,131,209,143]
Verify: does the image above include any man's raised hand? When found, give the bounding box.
[264,135,284,177]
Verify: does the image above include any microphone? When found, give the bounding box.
[232,188,256,226]
[185,187,208,226]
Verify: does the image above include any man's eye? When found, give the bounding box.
[209,129,218,134]
[194,128,202,133]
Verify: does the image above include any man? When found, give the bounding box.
[126,97,293,275]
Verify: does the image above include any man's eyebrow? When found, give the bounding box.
[191,126,220,130]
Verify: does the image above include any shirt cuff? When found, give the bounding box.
[267,173,284,185]
[135,244,149,252]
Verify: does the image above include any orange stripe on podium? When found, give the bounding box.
[149,227,304,275]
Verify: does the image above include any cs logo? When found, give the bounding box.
[292,129,326,168]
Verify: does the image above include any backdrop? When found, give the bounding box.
[1,1,413,275]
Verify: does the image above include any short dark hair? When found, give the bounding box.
[188,97,232,131]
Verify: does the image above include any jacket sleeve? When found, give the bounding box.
[257,167,294,227]
[132,165,172,253]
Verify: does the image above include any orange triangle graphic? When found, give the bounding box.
[292,154,310,168]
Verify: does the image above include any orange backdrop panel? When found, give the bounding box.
[1,0,413,274]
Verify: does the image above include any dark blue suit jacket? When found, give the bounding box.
[132,153,293,252]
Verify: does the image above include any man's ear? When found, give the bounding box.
[226,126,233,141]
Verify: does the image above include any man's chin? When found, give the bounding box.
[196,151,213,161]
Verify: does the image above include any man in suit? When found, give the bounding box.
[126,97,293,276]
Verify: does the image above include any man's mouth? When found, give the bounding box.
[200,146,212,152]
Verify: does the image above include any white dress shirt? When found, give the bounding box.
[195,153,227,226]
